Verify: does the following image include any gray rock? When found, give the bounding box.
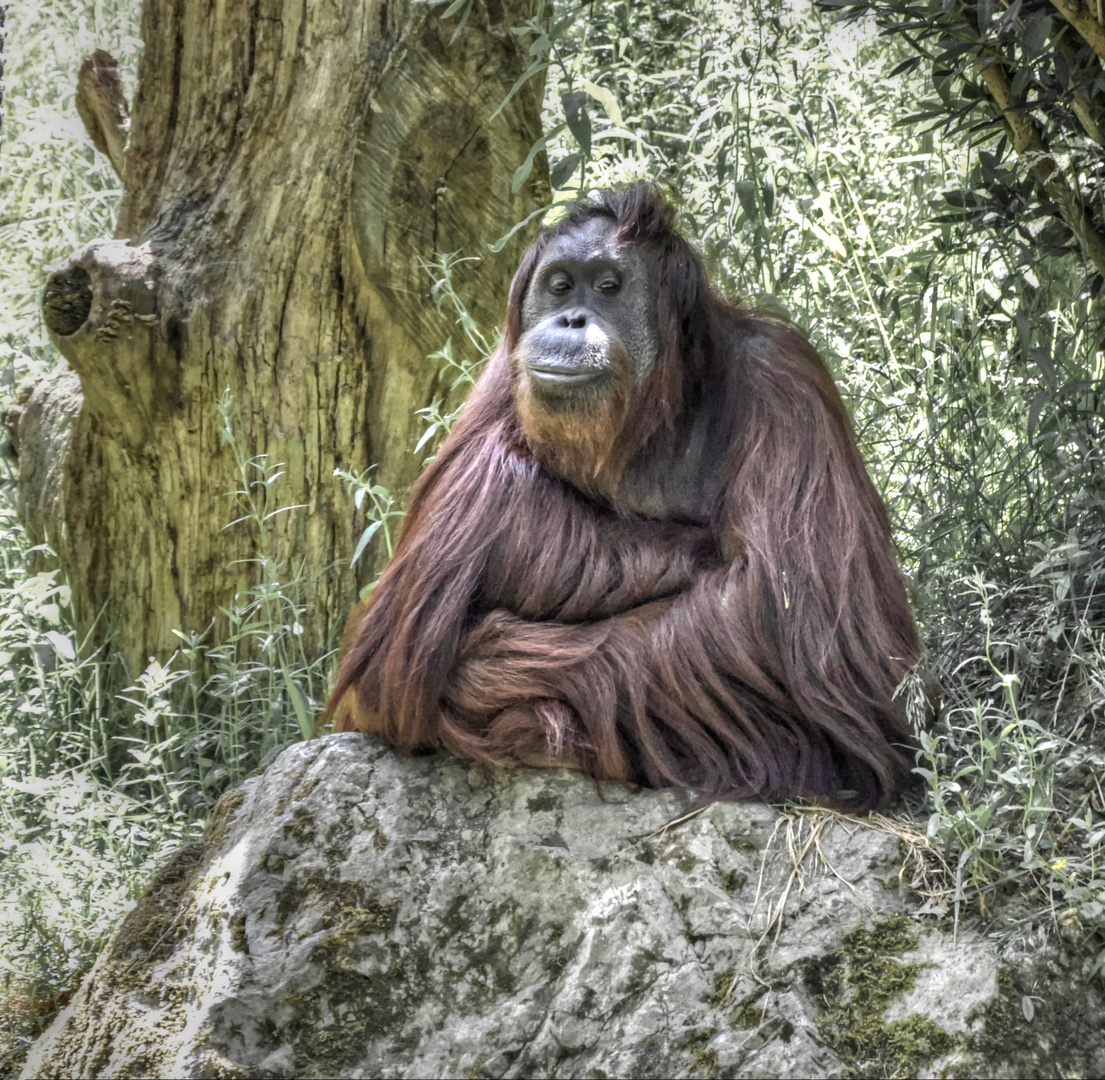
[21,734,1105,1079]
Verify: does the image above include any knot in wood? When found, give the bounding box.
[43,266,93,337]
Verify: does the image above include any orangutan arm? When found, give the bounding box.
[436,552,913,810]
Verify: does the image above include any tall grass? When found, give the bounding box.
[0,397,329,1075]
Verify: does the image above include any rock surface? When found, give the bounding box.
[22,734,1105,1079]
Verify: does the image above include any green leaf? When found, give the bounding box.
[449,1,474,45]
[550,153,581,190]
[581,77,623,126]
[562,91,592,156]
[490,59,550,121]
[1027,390,1047,438]
[803,217,846,258]
[734,180,759,223]
[1024,12,1052,56]
[591,126,647,150]
[44,630,75,662]
[351,520,383,567]
[281,664,313,741]
[489,205,552,254]
[761,172,775,219]
[414,422,441,453]
[511,122,566,195]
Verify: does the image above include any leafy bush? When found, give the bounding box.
[826,0,1105,291]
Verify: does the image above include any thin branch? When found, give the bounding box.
[1052,25,1105,146]
[976,55,1105,278]
[1049,0,1105,67]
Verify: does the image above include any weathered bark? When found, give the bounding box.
[75,49,130,178]
[23,0,547,675]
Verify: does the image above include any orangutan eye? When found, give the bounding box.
[549,272,573,295]
[595,275,621,294]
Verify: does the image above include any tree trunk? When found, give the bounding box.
[19,0,547,677]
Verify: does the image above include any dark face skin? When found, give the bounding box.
[517,217,659,405]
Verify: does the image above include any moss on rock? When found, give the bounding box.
[803,914,955,1079]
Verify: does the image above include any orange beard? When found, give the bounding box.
[511,340,638,499]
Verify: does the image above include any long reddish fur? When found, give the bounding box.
[329,185,919,810]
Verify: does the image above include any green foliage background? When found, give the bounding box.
[1,0,1104,1070]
